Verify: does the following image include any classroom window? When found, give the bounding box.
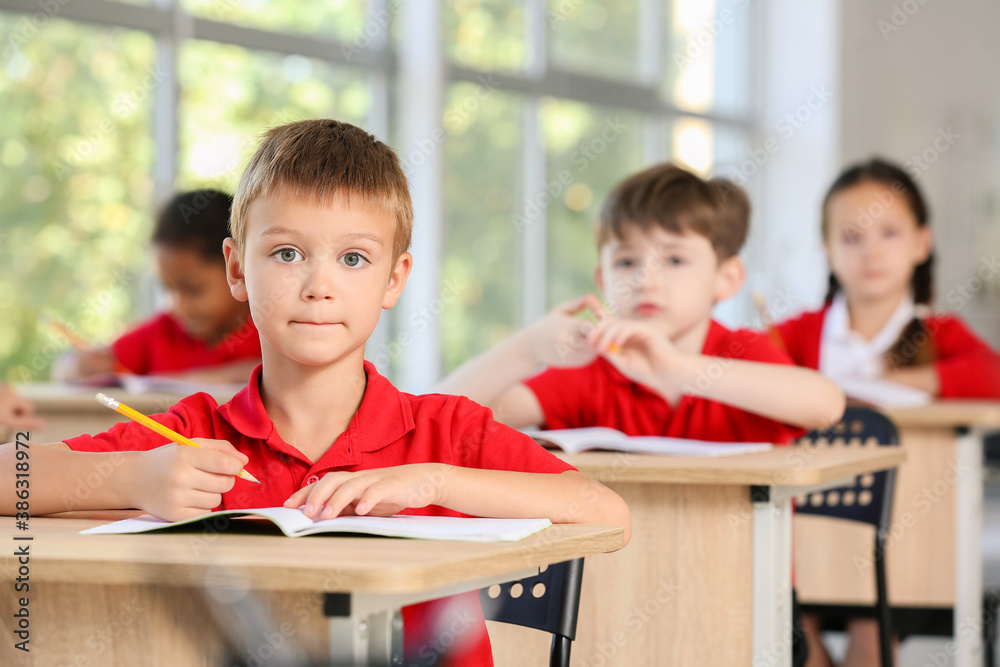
[0,13,155,383]
[0,1,756,387]
[177,40,370,191]
[441,84,525,373]
[445,0,528,72]
[547,0,642,81]
[543,100,645,307]
[180,0,368,42]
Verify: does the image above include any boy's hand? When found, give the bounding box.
[74,349,118,379]
[0,385,44,430]
[526,295,607,368]
[283,464,446,520]
[127,438,249,522]
[588,318,684,397]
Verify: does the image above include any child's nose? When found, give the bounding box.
[302,264,337,300]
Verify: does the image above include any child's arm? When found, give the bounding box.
[437,295,603,427]
[0,438,249,521]
[283,466,632,545]
[590,318,845,429]
[882,366,940,395]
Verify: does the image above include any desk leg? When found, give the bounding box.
[955,428,984,667]
[753,487,793,667]
[327,595,403,666]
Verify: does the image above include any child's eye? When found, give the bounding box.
[273,248,303,263]
[614,258,636,269]
[666,256,684,266]
[340,252,369,268]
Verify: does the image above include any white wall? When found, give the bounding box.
[839,0,1000,346]
[737,0,840,327]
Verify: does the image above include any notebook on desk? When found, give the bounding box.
[524,427,773,457]
[80,507,552,542]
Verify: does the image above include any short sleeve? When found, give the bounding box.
[111,320,156,375]
[524,365,599,430]
[63,394,214,452]
[448,396,575,475]
[931,316,1000,398]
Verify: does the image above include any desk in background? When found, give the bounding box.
[0,511,623,666]
[9,382,241,443]
[489,446,904,666]
[794,400,1000,667]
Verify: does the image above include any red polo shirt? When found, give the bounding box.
[524,320,803,444]
[775,306,1000,398]
[66,361,574,666]
[111,312,261,375]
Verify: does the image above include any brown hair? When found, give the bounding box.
[230,119,413,265]
[821,157,935,367]
[597,163,750,261]
[152,189,233,264]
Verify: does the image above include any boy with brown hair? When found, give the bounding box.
[0,119,629,666]
[440,163,845,442]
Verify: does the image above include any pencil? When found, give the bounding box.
[40,312,90,351]
[752,291,787,351]
[95,392,260,483]
[42,312,135,374]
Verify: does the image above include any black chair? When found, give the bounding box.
[796,406,900,667]
[480,558,585,667]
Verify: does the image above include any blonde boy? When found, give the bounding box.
[0,120,629,666]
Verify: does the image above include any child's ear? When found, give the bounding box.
[713,256,746,302]
[594,265,605,294]
[382,252,413,309]
[222,238,248,302]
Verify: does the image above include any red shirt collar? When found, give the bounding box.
[218,361,416,467]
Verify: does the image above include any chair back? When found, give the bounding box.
[481,558,584,640]
[795,406,899,530]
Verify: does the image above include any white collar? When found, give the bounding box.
[822,291,916,357]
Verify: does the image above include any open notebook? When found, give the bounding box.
[525,427,772,457]
[80,507,552,542]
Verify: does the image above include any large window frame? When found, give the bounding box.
[2,0,758,392]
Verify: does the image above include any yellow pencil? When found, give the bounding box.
[95,393,260,484]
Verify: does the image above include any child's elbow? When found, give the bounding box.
[604,488,632,547]
[810,378,846,429]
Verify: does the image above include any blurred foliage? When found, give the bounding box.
[543,100,645,307]
[547,0,640,80]
[440,82,523,373]
[177,40,370,192]
[446,0,527,72]
[182,0,367,42]
[0,14,155,383]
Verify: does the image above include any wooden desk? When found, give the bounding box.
[794,401,1000,667]
[488,446,904,667]
[0,512,623,666]
[8,383,240,444]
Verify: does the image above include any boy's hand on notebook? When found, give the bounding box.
[126,438,250,522]
[588,318,684,399]
[527,295,608,368]
[283,463,445,520]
